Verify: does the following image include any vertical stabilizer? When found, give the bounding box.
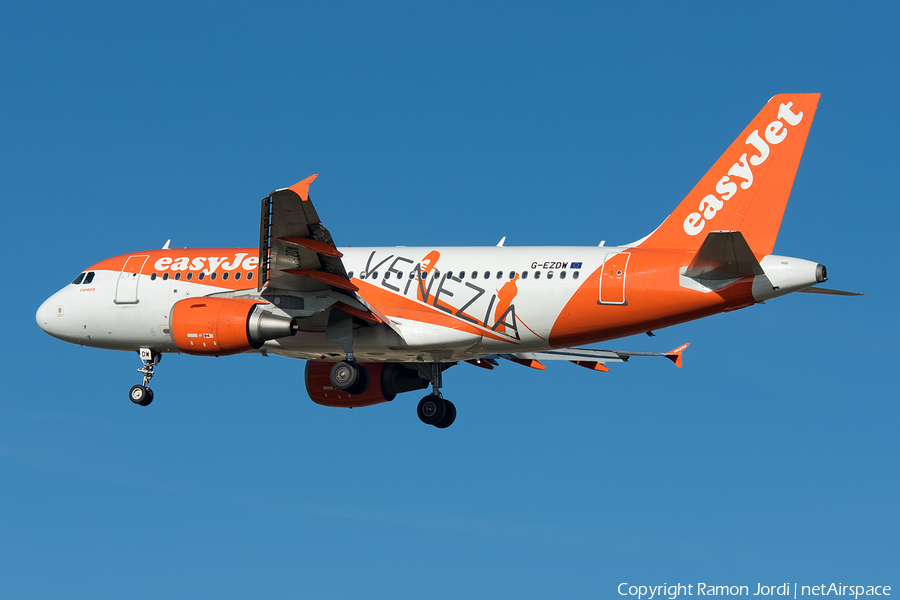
[638,94,820,255]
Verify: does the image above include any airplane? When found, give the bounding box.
[36,93,860,428]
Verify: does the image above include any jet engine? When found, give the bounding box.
[305,361,428,408]
[170,297,298,356]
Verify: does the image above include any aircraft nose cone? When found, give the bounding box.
[36,298,51,333]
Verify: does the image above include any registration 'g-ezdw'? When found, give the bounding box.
[37,94,860,428]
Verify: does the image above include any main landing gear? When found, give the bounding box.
[416,363,456,429]
[329,354,370,395]
[130,348,160,407]
[417,395,456,429]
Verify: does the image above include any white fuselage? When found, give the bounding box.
[36,245,823,363]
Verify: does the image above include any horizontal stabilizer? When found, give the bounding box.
[796,287,865,296]
[683,231,764,280]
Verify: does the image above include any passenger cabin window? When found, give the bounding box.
[175,272,181,281]
[560,271,567,279]
[483,271,490,279]
[247,272,253,280]
[535,271,541,279]
[547,271,554,280]
[508,271,515,279]
[222,272,229,281]
[72,273,85,285]
[573,271,580,280]
[471,271,478,279]
[522,271,528,279]
[496,271,502,279]
[163,273,169,281]
[210,272,217,280]
[150,273,157,281]
[187,272,193,281]
[199,272,205,281]
[234,272,241,280]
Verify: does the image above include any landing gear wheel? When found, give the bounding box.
[140,388,154,406]
[434,399,456,429]
[129,385,153,406]
[330,361,360,390]
[346,364,370,396]
[417,394,446,425]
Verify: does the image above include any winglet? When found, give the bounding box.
[288,174,319,201]
[666,343,690,368]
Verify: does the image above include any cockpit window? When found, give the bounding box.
[83,272,95,284]
[71,273,85,285]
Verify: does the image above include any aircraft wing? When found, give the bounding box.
[258,175,392,329]
[258,175,356,294]
[479,343,690,371]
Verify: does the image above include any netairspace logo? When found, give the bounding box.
[618,582,892,599]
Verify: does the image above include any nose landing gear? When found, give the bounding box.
[130,348,160,406]
[129,384,153,406]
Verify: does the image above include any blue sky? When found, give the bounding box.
[2,1,897,597]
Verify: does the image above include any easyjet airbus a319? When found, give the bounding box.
[37,94,859,428]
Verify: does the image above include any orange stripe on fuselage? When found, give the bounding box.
[88,248,259,291]
[353,279,518,344]
[549,247,758,348]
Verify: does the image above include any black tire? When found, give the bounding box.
[417,395,446,425]
[330,361,359,390]
[130,385,149,405]
[139,388,154,407]
[346,365,370,395]
[434,399,456,429]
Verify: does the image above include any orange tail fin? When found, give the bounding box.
[638,94,820,255]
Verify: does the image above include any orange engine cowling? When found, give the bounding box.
[170,297,298,356]
[305,361,429,408]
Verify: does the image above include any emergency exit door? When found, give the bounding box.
[599,252,630,305]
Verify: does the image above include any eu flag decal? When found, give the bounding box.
[570,262,583,269]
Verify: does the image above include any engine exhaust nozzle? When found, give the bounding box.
[248,306,299,344]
